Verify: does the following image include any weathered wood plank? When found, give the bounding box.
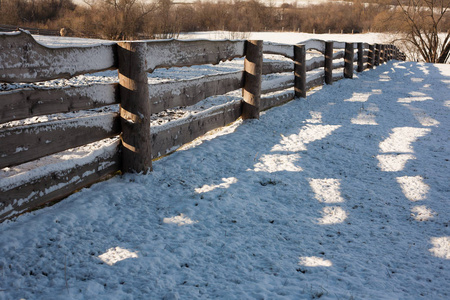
[0,84,119,124]
[261,91,295,111]
[143,39,245,72]
[306,56,325,72]
[333,51,345,60]
[0,139,120,222]
[0,31,116,83]
[151,101,242,158]
[149,71,243,114]
[333,73,345,82]
[306,73,325,90]
[333,41,346,49]
[0,113,120,169]
[261,76,294,94]
[261,72,325,111]
[262,61,293,75]
[263,42,294,58]
[333,60,345,69]
[261,71,325,111]
[302,39,326,53]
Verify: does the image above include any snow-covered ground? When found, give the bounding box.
[179,31,392,45]
[1,32,449,299]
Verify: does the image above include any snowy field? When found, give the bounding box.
[1,32,450,299]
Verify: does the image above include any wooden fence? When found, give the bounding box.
[0,24,61,36]
[0,31,404,222]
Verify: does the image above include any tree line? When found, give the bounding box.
[0,0,448,62]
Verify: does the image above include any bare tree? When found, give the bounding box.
[83,0,155,40]
[395,0,449,63]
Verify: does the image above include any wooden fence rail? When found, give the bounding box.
[0,31,405,221]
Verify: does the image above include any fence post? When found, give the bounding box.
[344,42,354,79]
[357,43,364,72]
[381,45,386,64]
[242,40,263,120]
[294,44,306,98]
[375,44,381,66]
[379,45,384,64]
[368,44,374,69]
[325,41,333,85]
[117,41,152,173]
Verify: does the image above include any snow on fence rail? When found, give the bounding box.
[0,31,405,222]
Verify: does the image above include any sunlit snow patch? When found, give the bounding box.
[411,205,436,221]
[252,154,303,173]
[305,111,323,123]
[351,111,378,125]
[163,213,198,226]
[398,96,433,103]
[417,64,430,75]
[309,178,344,203]
[98,247,139,266]
[414,114,439,127]
[396,176,429,202]
[195,177,238,193]
[403,104,440,127]
[271,125,341,152]
[409,91,427,96]
[351,103,379,125]
[376,154,416,172]
[298,256,332,267]
[429,237,450,259]
[344,92,370,102]
[379,127,431,153]
[317,206,348,225]
[379,74,391,82]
